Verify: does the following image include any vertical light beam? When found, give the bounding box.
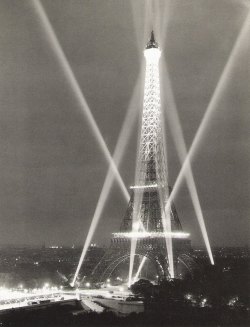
[129,0,154,52]
[155,0,171,46]
[162,1,173,46]
[32,0,128,201]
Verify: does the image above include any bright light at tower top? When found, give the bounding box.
[144,30,161,62]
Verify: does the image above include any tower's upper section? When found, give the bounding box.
[144,30,161,62]
[139,30,163,168]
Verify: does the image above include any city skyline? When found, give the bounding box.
[0,0,249,247]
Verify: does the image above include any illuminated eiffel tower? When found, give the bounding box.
[91,32,194,284]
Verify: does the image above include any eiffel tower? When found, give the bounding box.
[91,32,194,284]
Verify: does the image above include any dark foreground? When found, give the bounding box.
[0,300,249,327]
[0,248,249,326]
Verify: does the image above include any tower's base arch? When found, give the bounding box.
[88,237,194,284]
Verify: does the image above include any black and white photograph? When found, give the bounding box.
[0,0,249,326]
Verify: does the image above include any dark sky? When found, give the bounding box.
[0,0,249,247]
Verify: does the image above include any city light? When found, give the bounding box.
[0,285,76,311]
[185,294,192,300]
[32,0,128,202]
[201,298,208,307]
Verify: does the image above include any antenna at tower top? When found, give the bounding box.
[146,30,159,49]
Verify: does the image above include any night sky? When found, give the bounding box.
[0,0,249,247]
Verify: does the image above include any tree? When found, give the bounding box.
[130,279,154,298]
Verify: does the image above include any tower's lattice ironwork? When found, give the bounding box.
[90,32,194,284]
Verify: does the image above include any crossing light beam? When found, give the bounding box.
[164,10,250,264]
[32,0,128,202]
[162,61,214,265]
[72,73,143,286]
